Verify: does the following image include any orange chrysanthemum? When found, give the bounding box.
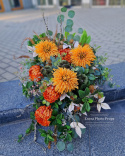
[43,85,61,103]
[29,65,43,82]
[35,105,52,126]
[59,48,71,63]
[35,40,58,62]
[70,45,96,67]
[52,68,78,94]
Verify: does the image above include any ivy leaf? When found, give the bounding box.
[61,7,67,12]
[57,141,65,151]
[68,10,75,18]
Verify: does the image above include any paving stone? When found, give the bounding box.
[0,69,6,75]
[0,63,9,68]
[1,72,16,80]
[5,66,18,73]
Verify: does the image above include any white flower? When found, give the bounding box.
[70,122,86,138]
[60,93,70,101]
[68,102,78,112]
[26,46,38,57]
[74,41,79,48]
[63,43,71,49]
[97,97,111,112]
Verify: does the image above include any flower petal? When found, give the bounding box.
[27,46,35,52]
[69,103,74,112]
[97,104,101,112]
[70,122,77,128]
[98,97,105,103]
[83,112,87,116]
[78,122,86,129]
[33,52,38,57]
[60,93,70,101]
[74,41,79,48]
[75,126,82,138]
[94,94,98,99]
[101,103,111,110]
[63,44,71,49]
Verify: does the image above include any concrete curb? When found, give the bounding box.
[0,62,125,125]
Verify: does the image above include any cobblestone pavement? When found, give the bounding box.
[0,8,125,82]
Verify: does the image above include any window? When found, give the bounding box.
[48,0,53,5]
[9,0,20,8]
[38,0,46,5]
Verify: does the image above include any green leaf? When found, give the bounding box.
[85,87,90,96]
[30,112,35,120]
[67,34,74,41]
[57,15,64,23]
[57,119,62,124]
[48,30,53,36]
[89,74,95,80]
[45,137,49,145]
[78,90,86,98]
[41,133,47,137]
[88,99,93,103]
[18,134,23,139]
[81,128,86,135]
[72,129,78,138]
[65,32,69,39]
[66,133,72,142]
[74,114,80,122]
[39,33,46,38]
[86,36,91,44]
[66,19,73,26]
[67,143,74,152]
[78,28,83,34]
[26,128,30,134]
[81,104,86,113]
[65,25,72,32]
[86,103,90,112]
[48,135,54,141]
[84,69,89,74]
[74,35,80,41]
[61,7,67,12]
[68,10,75,18]
[57,141,65,151]
[80,30,87,46]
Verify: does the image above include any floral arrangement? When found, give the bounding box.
[17,7,112,153]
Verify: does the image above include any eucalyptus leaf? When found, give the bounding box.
[57,141,65,152]
[66,19,73,26]
[74,35,80,41]
[78,28,83,34]
[67,143,74,152]
[68,10,75,18]
[67,34,74,41]
[65,25,72,32]
[57,15,64,23]
[48,30,53,36]
[61,7,67,12]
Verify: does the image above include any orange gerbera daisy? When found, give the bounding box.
[35,105,52,126]
[29,65,43,82]
[43,85,61,103]
[35,40,58,62]
[59,48,71,63]
[70,45,96,67]
[52,68,78,94]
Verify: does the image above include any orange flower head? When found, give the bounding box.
[35,40,58,62]
[59,48,71,63]
[52,68,78,94]
[43,85,61,103]
[70,45,96,67]
[35,105,52,126]
[29,65,43,82]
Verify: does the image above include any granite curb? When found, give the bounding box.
[0,62,125,125]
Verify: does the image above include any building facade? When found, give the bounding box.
[32,0,125,8]
[0,0,33,12]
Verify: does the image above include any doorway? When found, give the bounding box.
[9,0,23,11]
[0,0,4,12]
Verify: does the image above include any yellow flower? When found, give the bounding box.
[70,44,96,67]
[35,40,58,62]
[52,68,78,94]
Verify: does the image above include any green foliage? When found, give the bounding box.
[61,7,67,12]
[66,19,73,26]
[67,34,74,42]
[57,15,64,23]
[78,28,83,34]
[57,141,65,151]
[30,112,35,120]
[68,10,75,18]
[74,35,80,41]
[65,25,72,32]
[79,30,87,46]
[86,36,91,44]
[18,134,23,142]
[39,33,46,38]
[26,123,34,134]
[48,30,53,36]
[88,74,96,80]
[67,143,74,152]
